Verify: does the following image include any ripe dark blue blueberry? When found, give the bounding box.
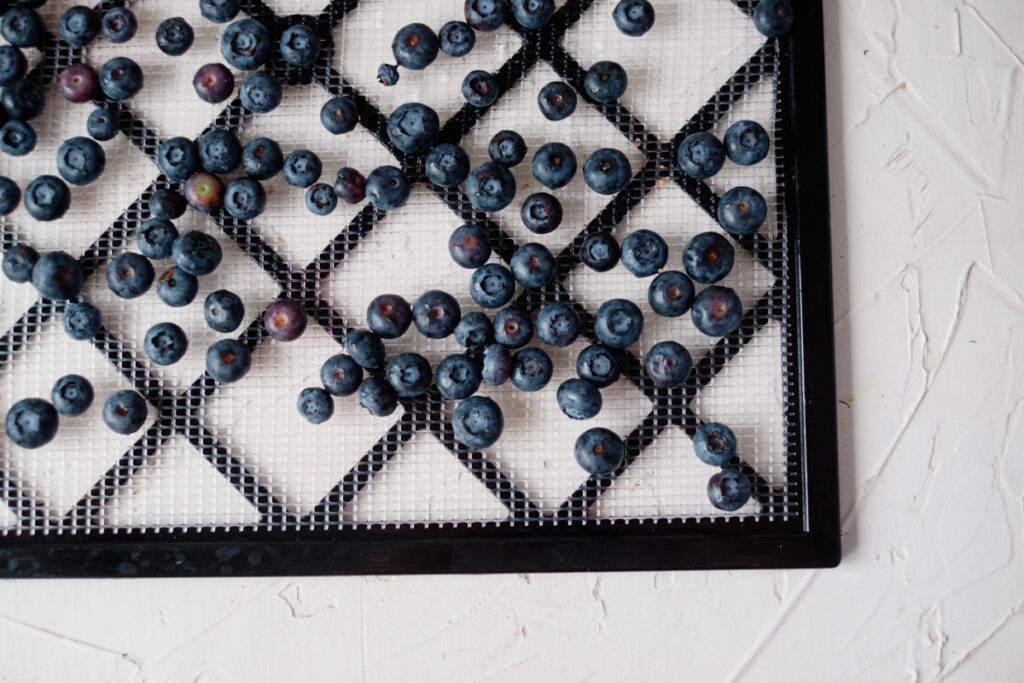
[648,270,694,317]
[465,0,506,31]
[753,0,794,38]
[156,266,199,307]
[198,129,241,174]
[57,63,99,103]
[51,374,93,417]
[511,346,552,391]
[87,107,119,141]
[137,219,178,260]
[466,161,517,212]
[280,24,321,68]
[173,230,222,275]
[320,355,363,397]
[531,142,576,190]
[386,352,432,397]
[493,307,533,348]
[691,285,743,336]
[644,340,692,387]
[425,143,470,187]
[392,23,439,70]
[1,7,45,47]
[144,321,189,366]
[454,311,493,347]
[452,395,503,449]
[221,19,271,71]
[439,20,475,57]
[282,150,322,188]
[297,387,333,424]
[367,293,412,339]
[320,96,358,135]
[462,70,499,108]
[557,378,602,420]
[5,398,58,449]
[107,252,154,299]
[470,263,515,308]
[580,232,620,272]
[513,0,555,28]
[576,344,620,388]
[184,172,225,213]
[102,390,148,434]
[717,186,767,235]
[205,339,251,383]
[240,71,282,114]
[387,102,440,154]
[0,46,26,87]
[241,137,283,180]
[613,0,655,36]
[57,136,106,185]
[365,166,410,210]
[264,299,307,342]
[583,61,628,103]
[101,7,137,44]
[305,183,337,215]
[683,232,735,284]
[334,167,366,204]
[24,175,71,221]
[536,301,580,347]
[0,176,20,215]
[574,428,624,476]
[538,81,576,121]
[481,343,512,385]
[156,17,194,56]
[358,377,399,417]
[2,78,44,120]
[708,468,752,511]
[677,132,725,179]
[694,422,737,467]
[0,120,35,156]
[489,130,526,167]
[63,301,101,340]
[3,243,37,282]
[510,243,554,288]
[520,192,562,234]
[346,329,385,369]
[594,298,644,348]
[413,289,461,339]
[32,251,83,300]
[99,57,143,100]
[620,229,667,277]
[449,224,491,269]
[204,290,245,333]
[156,137,197,182]
[376,64,399,87]
[224,177,267,219]
[583,148,631,195]
[724,120,770,166]
[436,354,482,400]
[200,0,240,24]
[59,6,100,48]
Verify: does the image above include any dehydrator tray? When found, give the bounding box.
[0,0,839,576]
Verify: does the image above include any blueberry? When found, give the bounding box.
[280,24,321,68]
[510,243,555,289]
[707,468,752,511]
[439,20,475,57]
[683,232,735,284]
[0,46,26,87]
[386,352,432,397]
[677,132,725,179]
[489,130,526,167]
[198,129,241,174]
[537,81,576,121]
[32,251,83,300]
[753,0,794,38]
[334,167,366,204]
[346,329,385,369]
[493,307,533,348]
[204,289,245,333]
[205,339,251,383]
[297,387,334,424]
[87,107,119,141]
[511,347,552,392]
[724,120,770,166]
[425,143,470,187]
[461,70,499,108]
[531,142,576,190]
[223,177,266,219]
[305,182,337,215]
[144,321,189,366]
[358,376,399,417]
[106,252,154,299]
[101,7,137,44]
[320,354,363,397]
[56,63,99,103]
[413,289,461,339]
[2,78,44,120]
[264,299,307,342]
[574,428,624,476]
[387,102,440,154]
[454,311,493,347]
[200,0,240,24]
[392,23,439,71]
[452,396,503,449]
[644,340,692,387]
[583,148,631,195]
[156,137,197,182]
[365,166,410,210]
[579,232,620,272]
[691,285,742,336]
[557,378,602,420]
[536,301,580,347]
[0,120,34,156]
[376,63,399,87]
[282,150,322,188]
[156,266,199,307]
[648,270,694,317]
[466,161,517,212]
[5,398,58,448]
[172,230,222,275]
[613,0,655,36]
[465,0,506,31]
[481,343,512,385]
[0,176,19,215]
[221,19,271,71]
[436,354,482,400]
[102,390,148,434]
[24,175,71,222]
[59,6,100,48]
[2,243,37,282]
[156,17,194,56]
[148,190,186,221]
[320,96,357,135]
[583,61,627,103]
[63,301,101,340]
[241,137,283,180]
[576,344,620,387]
[469,263,515,308]
[520,192,562,234]
[1,7,45,47]
[513,0,555,28]
[366,293,412,339]
[693,422,737,467]
[184,172,225,213]
[98,57,143,100]
[51,374,94,417]
[717,186,767,235]
[620,229,668,277]
[594,298,643,348]
[448,223,491,269]
[240,71,282,114]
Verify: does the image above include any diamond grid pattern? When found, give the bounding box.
[0,0,800,537]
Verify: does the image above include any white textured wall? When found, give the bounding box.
[2,0,1023,680]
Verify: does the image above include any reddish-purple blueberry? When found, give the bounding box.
[184,172,224,213]
[264,299,308,342]
[56,63,98,103]
[193,63,234,104]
